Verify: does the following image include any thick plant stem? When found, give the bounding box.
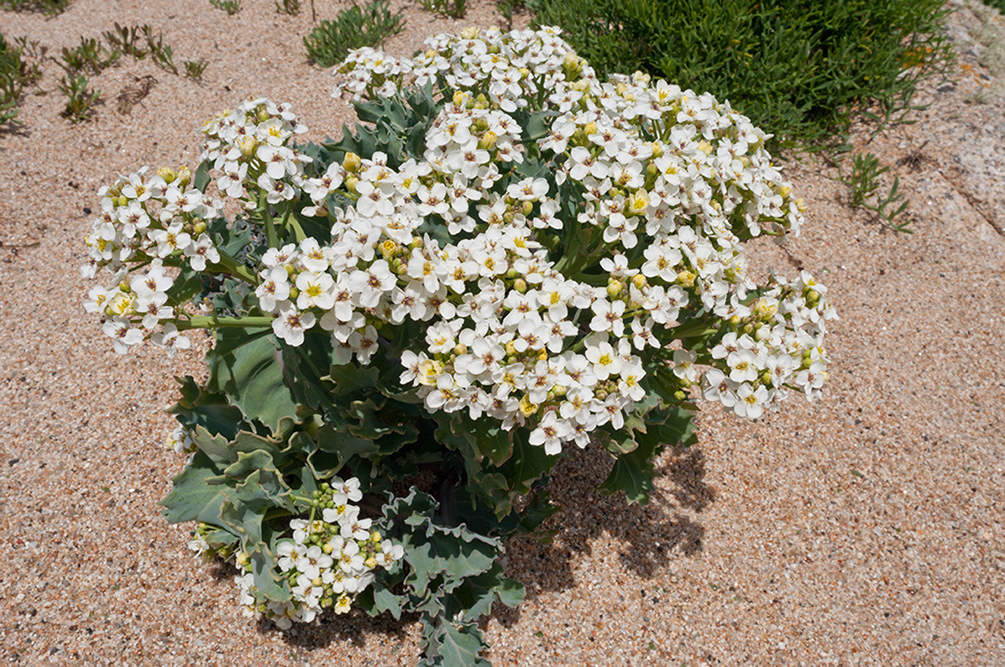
[259,195,278,248]
[214,249,260,284]
[177,315,274,330]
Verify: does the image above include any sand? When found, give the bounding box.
[1,0,1003,664]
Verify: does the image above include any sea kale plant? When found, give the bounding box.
[83,26,836,666]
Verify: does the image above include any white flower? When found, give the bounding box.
[272,302,315,346]
[529,411,571,455]
[348,260,394,308]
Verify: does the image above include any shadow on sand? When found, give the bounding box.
[256,442,715,652]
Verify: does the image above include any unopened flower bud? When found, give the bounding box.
[631,274,647,290]
[452,90,467,107]
[460,26,480,39]
[583,121,598,136]
[345,176,358,194]
[522,201,534,217]
[239,136,257,160]
[236,552,250,567]
[595,389,608,400]
[370,531,381,543]
[505,341,517,356]
[674,390,687,401]
[607,281,623,298]
[677,270,696,287]
[380,239,397,258]
[513,278,527,293]
[288,286,299,299]
[157,166,176,184]
[193,221,207,235]
[364,557,378,570]
[651,142,663,158]
[479,131,498,150]
[342,152,361,172]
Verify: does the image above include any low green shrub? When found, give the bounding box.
[982,0,1005,14]
[418,0,466,19]
[0,0,72,15]
[210,0,241,14]
[303,0,405,68]
[527,0,955,151]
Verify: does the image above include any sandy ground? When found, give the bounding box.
[1,0,1004,664]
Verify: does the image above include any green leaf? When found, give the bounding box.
[325,363,380,398]
[206,329,298,432]
[248,543,291,602]
[189,425,238,464]
[316,425,376,464]
[371,587,406,620]
[600,407,696,504]
[159,451,230,524]
[600,447,654,505]
[420,620,492,667]
[193,160,211,192]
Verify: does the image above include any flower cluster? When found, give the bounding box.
[233,477,403,629]
[84,26,836,456]
[82,165,226,355]
[202,97,310,206]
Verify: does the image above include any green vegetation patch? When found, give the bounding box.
[0,33,43,124]
[528,0,955,150]
[0,0,72,15]
[304,0,405,68]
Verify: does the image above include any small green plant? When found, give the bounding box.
[419,0,466,19]
[0,0,72,15]
[496,0,524,31]
[210,0,241,14]
[58,72,100,122]
[842,152,912,233]
[304,0,405,68]
[1,34,44,123]
[102,23,152,60]
[146,34,178,75]
[276,0,300,14]
[58,37,119,75]
[184,59,208,81]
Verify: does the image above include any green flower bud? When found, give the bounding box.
[157,166,176,184]
[342,152,362,172]
[177,166,192,189]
